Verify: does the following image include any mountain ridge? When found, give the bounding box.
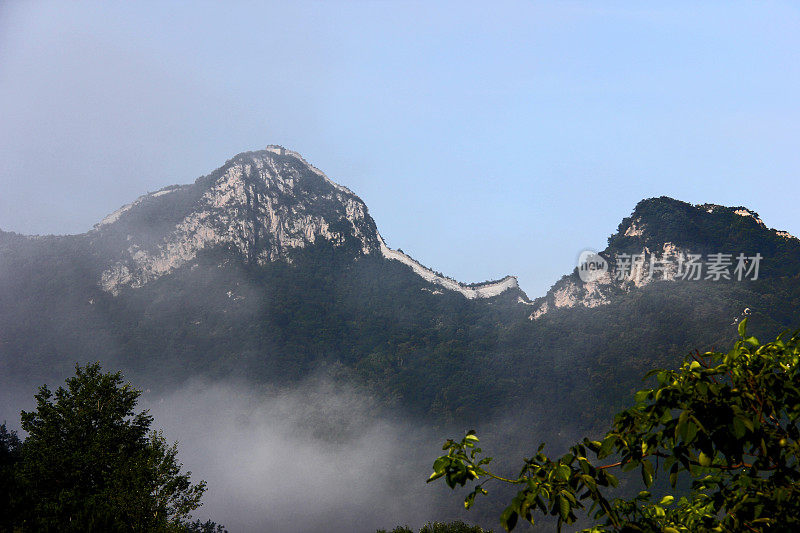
[2,147,799,453]
[3,151,794,307]
[24,146,521,300]
[3,150,796,312]
[530,196,800,319]
[65,146,519,299]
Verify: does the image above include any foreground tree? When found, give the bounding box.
[378,520,493,533]
[0,423,22,531]
[15,363,207,532]
[428,320,800,531]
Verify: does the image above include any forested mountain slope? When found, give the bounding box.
[1,149,798,439]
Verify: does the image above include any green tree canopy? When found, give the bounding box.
[378,520,493,533]
[428,320,800,532]
[0,423,22,532]
[14,362,207,532]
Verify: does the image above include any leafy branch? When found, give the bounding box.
[428,320,800,531]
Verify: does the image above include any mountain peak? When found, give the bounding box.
[91,147,520,300]
[530,196,800,319]
[97,147,381,294]
[206,146,355,195]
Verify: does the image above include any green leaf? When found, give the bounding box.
[738,317,748,337]
[427,471,445,482]
[731,417,746,438]
[501,505,518,532]
[668,463,679,487]
[684,421,698,444]
[557,494,570,521]
[556,464,571,481]
[598,437,615,458]
[738,415,755,432]
[669,471,678,487]
[641,460,654,487]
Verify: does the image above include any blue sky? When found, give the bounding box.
[1,1,798,297]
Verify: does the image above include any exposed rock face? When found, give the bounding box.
[97,147,382,294]
[529,196,800,319]
[529,240,690,319]
[93,146,521,299]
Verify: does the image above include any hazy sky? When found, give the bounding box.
[1,1,798,296]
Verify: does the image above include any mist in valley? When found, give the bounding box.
[141,376,474,533]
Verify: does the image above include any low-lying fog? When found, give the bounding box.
[2,371,553,532]
[141,376,467,532]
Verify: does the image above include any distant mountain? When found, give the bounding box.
[0,147,527,420]
[530,196,800,319]
[74,146,520,299]
[1,148,798,436]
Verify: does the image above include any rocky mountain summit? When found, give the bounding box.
[83,146,520,298]
[94,146,380,294]
[530,196,800,319]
